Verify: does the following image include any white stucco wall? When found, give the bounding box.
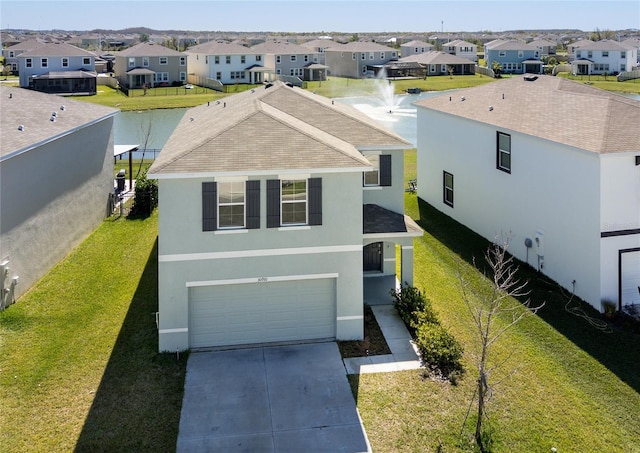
[417,108,603,309]
[156,171,365,351]
[599,152,640,307]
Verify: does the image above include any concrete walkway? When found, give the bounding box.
[343,305,422,375]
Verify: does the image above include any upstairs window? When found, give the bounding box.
[142,57,149,67]
[241,55,246,64]
[267,178,322,227]
[159,57,168,65]
[218,181,246,229]
[497,132,511,173]
[41,58,48,68]
[363,154,392,187]
[276,55,281,64]
[225,55,231,64]
[290,55,297,62]
[602,51,609,57]
[214,56,220,64]
[621,51,626,59]
[62,58,69,67]
[256,55,262,62]
[180,56,186,66]
[83,57,91,65]
[443,172,454,207]
[26,58,32,68]
[128,57,135,68]
[202,180,260,231]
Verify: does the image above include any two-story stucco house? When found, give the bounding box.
[2,38,46,75]
[571,40,638,75]
[0,86,118,307]
[400,40,434,57]
[442,39,478,62]
[325,42,398,78]
[115,42,187,89]
[484,40,542,74]
[185,40,268,85]
[300,38,339,65]
[148,81,420,352]
[531,39,557,57]
[415,74,640,313]
[251,40,324,82]
[18,43,98,94]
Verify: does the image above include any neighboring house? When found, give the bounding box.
[442,39,478,62]
[415,74,640,313]
[185,40,267,85]
[115,42,187,89]
[621,38,640,63]
[571,40,638,75]
[147,81,420,352]
[531,39,557,57]
[324,41,398,78]
[400,51,476,75]
[0,86,118,307]
[251,40,324,81]
[484,40,543,74]
[17,43,98,94]
[2,38,46,74]
[300,38,338,65]
[400,40,434,57]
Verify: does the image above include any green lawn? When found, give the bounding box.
[556,72,640,94]
[0,212,187,452]
[352,150,640,452]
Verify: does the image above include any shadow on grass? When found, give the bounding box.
[75,239,188,452]
[416,198,640,395]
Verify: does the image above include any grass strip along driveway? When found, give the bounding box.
[349,151,640,452]
[0,212,187,452]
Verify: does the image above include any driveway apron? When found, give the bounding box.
[177,342,370,452]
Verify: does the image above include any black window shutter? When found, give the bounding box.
[308,178,322,225]
[202,181,217,231]
[246,180,260,229]
[266,179,280,228]
[379,154,392,186]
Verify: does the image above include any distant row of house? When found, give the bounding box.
[4,36,640,95]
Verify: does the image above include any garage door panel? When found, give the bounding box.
[189,279,335,348]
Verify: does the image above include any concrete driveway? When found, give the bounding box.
[176,342,370,452]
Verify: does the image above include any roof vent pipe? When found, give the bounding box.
[18,124,24,131]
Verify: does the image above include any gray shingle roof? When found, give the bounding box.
[400,51,475,65]
[149,82,410,176]
[117,42,185,57]
[251,40,314,54]
[20,43,96,58]
[0,86,118,160]
[415,74,640,154]
[186,41,258,55]
[363,204,423,236]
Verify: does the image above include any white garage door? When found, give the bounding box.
[621,250,640,307]
[189,278,335,348]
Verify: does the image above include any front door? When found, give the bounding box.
[363,242,382,272]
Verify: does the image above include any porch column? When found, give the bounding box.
[401,245,414,286]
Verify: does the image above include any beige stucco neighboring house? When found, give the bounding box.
[2,38,47,75]
[324,41,399,78]
[251,40,324,82]
[115,42,187,89]
[148,81,421,352]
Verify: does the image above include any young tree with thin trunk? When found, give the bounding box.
[459,238,543,452]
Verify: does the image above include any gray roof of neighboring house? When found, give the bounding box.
[5,38,47,51]
[117,42,185,57]
[186,40,258,55]
[19,43,97,58]
[0,86,118,160]
[415,74,640,155]
[251,40,315,54]
[149,81,410,176]
[300,39,338,49]
[401,40,433,48]
[485,40,538,51]
[400,51,475,65]
[443,39,476,47]
[331,41,397,52]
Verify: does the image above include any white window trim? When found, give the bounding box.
[280,179,308,226]
[217,180,246,230]
[159,57,168,65]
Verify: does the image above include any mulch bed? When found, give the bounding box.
[337,304,392,358]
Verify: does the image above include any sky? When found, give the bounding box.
[1,0,639,33]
